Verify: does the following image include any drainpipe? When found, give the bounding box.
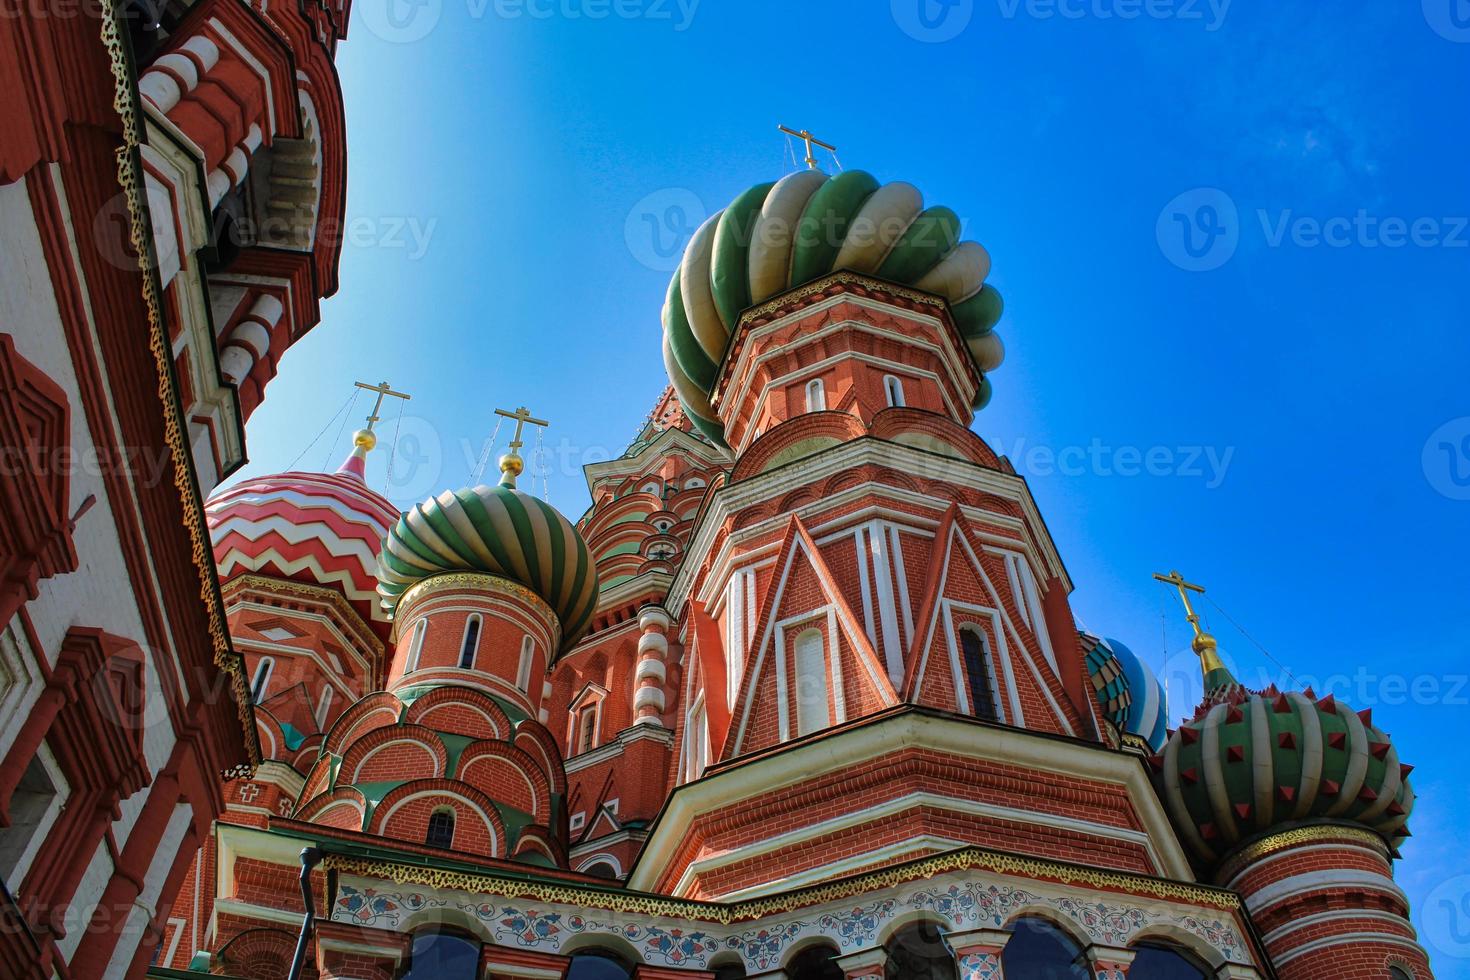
[286,847,324,980]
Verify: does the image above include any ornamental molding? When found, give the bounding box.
[225,574,381,654]
[100,0,260,771]
[396,572,561,645]
[324,848,1254,972]
[1216,823,1391,885]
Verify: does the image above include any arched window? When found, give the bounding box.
[1129,943,1208,979]
[712,961,748,980]
[458,614,482,669]
[640,481,660,495]
[316,686,334,730]
[567,949,633,980]
[582,861,619,880]
[804,378,826,413]
[1389,967,1415,980]
[516,636,535,691]
[793,629,830,737]
[1001,918,1088,978]
[405,618,428,673]
[885,922,956,980]
[883,374,906,407]
[250,657,274,703]
[959,627,999,723]
[575,703,599,754]
[425,808,455,850]
[400,927,481,980]
[787,943,842,980]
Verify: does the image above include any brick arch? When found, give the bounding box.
[323,692,402,754]
[370,779,506,858]
[512,721,568,795]
[455,741,549,822]
[870,407,1003,468]
[296,787,369,831]
[213,926,298,979]
[254,709,283,761]
[513,825,566,867]
[288,733,324,772]
[339,724,447,784]
[731,411,866,481]
[402,686,510,740]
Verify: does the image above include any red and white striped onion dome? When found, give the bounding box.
[207,429,401,637]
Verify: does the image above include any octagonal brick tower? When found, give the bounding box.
[627,170,1198,901]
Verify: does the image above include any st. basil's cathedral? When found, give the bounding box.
[0,0,1433,977]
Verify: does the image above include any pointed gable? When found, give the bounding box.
[725,517,896,758]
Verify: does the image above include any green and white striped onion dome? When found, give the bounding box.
[376,482,599,651]
[662,170,1005,450]
[1153,683,1414,869]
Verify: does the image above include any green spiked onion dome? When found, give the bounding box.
[662,170,1006,450]
[1152,655,1414,872]
[376,468,599,652]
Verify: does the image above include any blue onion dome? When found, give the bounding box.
[1081,632,1132,732]
[1100,636,1170,752]
[375,457,599,651]
[661,170,1005,449]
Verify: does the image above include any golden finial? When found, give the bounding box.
[1153,568,1231,685]
[493,405,549,487]
[352,379,411,452]
[778,124,837,170]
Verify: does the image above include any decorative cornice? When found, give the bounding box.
[321,842,1241,926]
[102,0,259,771]
[224,574,382,655]
[1216,823,1391,885]
[397,572,560,647]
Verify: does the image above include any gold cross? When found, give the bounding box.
[354,379,411,433]
[494,405,549,452]
[1152,569,1206,639]
[778,125,836,170]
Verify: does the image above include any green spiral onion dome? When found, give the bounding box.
[376,479,599,651]
[662,169,1006,450]
[1152,653,1414,870]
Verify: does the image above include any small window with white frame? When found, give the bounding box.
[458,614,482,669]
[805,377,826,413]
[883,374,906,407]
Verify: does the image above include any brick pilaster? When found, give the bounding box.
[634,605,671,724]
[1079,945,1135,979]
[835,946,886,979]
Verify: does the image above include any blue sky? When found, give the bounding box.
[230,0,1470,967]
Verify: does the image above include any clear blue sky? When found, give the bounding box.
[229,0,1470,967]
